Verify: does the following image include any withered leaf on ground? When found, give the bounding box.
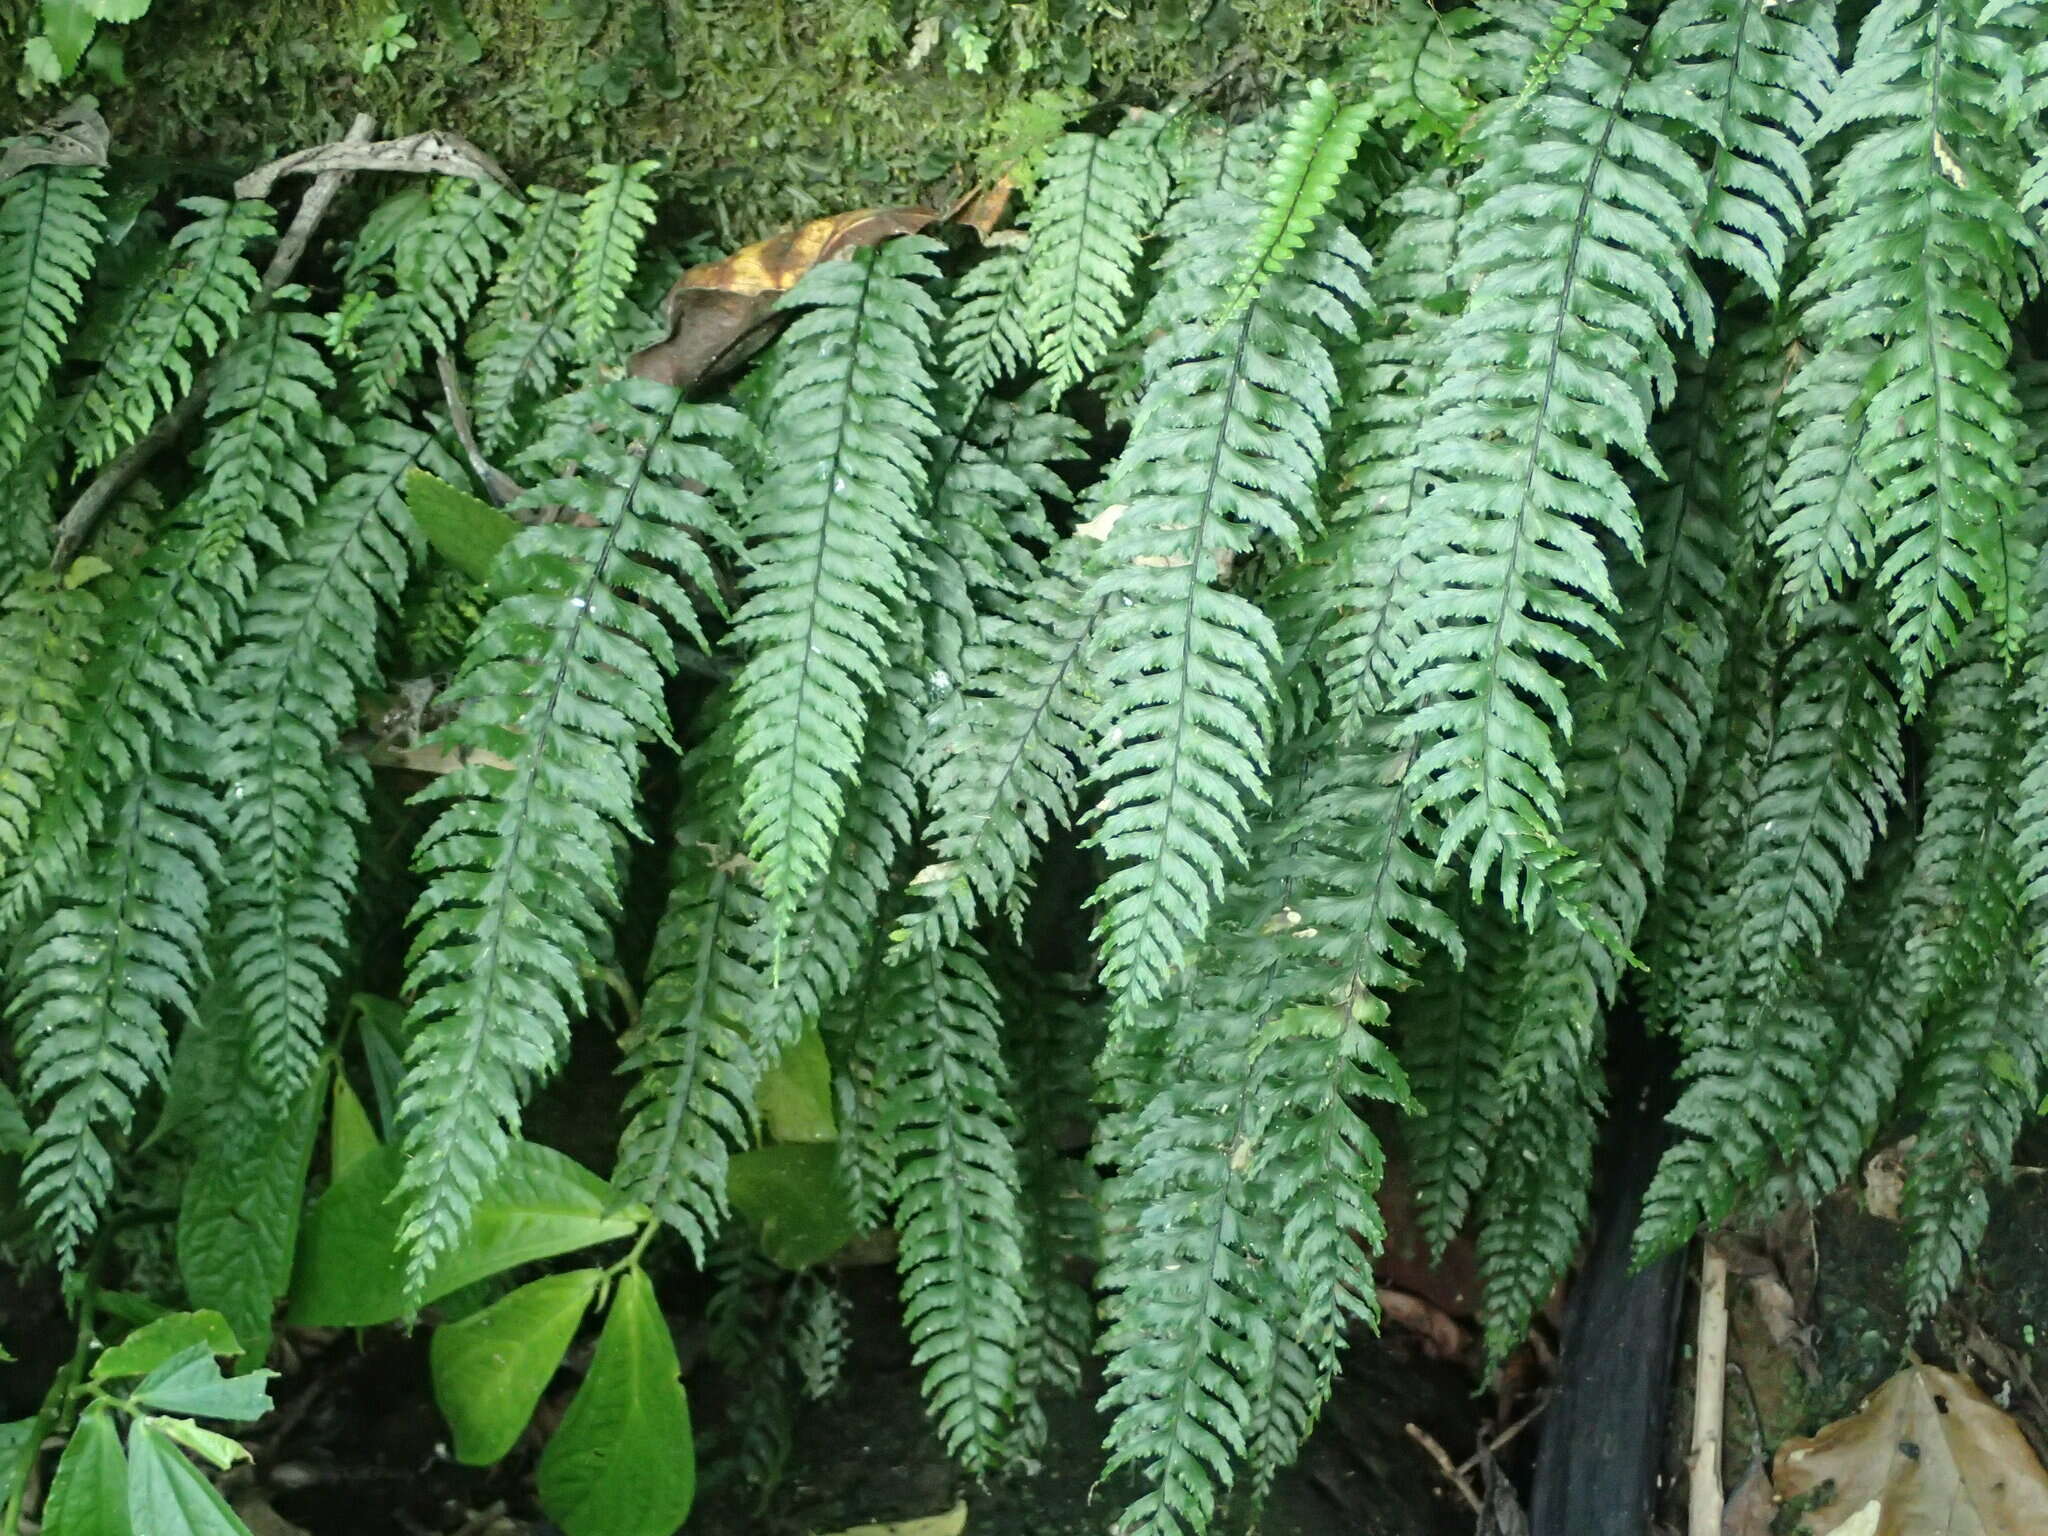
[1773,1362,2048,1535]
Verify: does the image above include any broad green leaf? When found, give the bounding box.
[85,0,152,19]
[537,1268,694,1536]
[329,1075,378,1180]
[348,995,409,1138]
[177,1079,324,1367]
[289,1142,644,1327]
[131,1346,275,1423]
[405,470,518,586]
[125,1423,249,1536]
[726,1143,856,1270]
[755,1023,837,1144]
[35,1,98,79]
[0,1081,29,1156]
[0,1417,33,1510]
[431,1269,600,1465]
[93,1313,239,1382]
[43,1410,131,1536]
[143,1418,247,1472]
[93,1293,172,1328]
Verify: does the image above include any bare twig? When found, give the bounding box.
[236,128,512,200]
[49,114,377,569]
[1457,1391,1550,1478]
[433,351,523,506]
[1405,1421,1483,1515]
[1688,1239,1732,1536]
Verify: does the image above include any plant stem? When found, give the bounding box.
[0,1233,109,1536]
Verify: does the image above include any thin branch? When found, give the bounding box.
[1687,1239,1732,1536]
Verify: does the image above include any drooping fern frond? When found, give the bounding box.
[1350,0,1484,156]
[0,566,103,868]
[469,185,580,447]
[1900,946,2048,1322]
[1500,358,1737,1103]
[572,160,659,359]
[729,237,939,944]
[901,537,1101,953]
[0,163,103,480]
[1793,0,2039,704]
[350,180,519,414]
[614,755,768,1265]
[11,728,221,1262]
[208,417,454,1095]
[871,937,1029,1473]
[68,196,271,468]
[943,238,1032,402]
[395,382,745,1285]
[1219,80,1373,323]
[1396,18,1712,912]
[1638,612,1903,1254]
[1018,124,1170,396]
[1084,196,1369,1013]
[1649,0,1836,298]
[1268,173,1462,728]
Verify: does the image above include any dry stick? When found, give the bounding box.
[1405,1421,1484,1515]
[1456,1390,1550,1478]
[47,113,379,569]
[1688,1239,1732,1536]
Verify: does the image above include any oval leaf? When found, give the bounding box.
[124,1422,247,1536]
[43,1409,132,1536]
[132,1345,275,1423]
[92,1312,239,1382]
[289,1142,643,1327]
[537,1268,694,1536]
[431,1268,600,1466]
[329,1075,379,1181]
[405,469,519,586]
[726,1143,856,1270]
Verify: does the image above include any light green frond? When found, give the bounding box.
[470,185,581,447]
[573,160,659,359]
[1221,80,1373,323]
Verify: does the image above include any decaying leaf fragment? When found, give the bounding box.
[1773,1362,2048,1534]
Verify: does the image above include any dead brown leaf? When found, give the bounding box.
[1721,1459,1775,1536]
[1774,1362,2048,1534]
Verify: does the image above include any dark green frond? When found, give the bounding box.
[0,164,103,479]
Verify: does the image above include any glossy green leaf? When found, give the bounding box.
[92,1313,238,1382]
[289,1142,643,1327]
[726,1143,856,1270]
[42,1410,131,1536]
[754,1023,837,1144]
[431,1268,600,1465]
[404,470,518,586]
[537,1268,694,1536]
[124,1422,248,1536]
[177,1079,324,1367]
[35,1,98,80]
[131,1345,275,1423]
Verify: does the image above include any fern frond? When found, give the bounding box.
[1220,81,1372,323]
[1353,0,1484,156]
[1097,1002,1277,1536]
[1793,0,2038,704]
[1637,613,1902,1253]
[615,786,767,1265]
[1396,20,1711,910]
[730,238,940,941]
[11,729,221,1261]
[190,304,340,565]
[1399,905,1521,1256]
[572,160,660,359]
[1475,1054,1599,1366]
[1019,125,1170,395]
[1765,346,1877,628]
[352,180,519,413]
[210,417,454,1093]
[0,164,103,479]
[469,185,581,448]
[1901,946,2048,1322]
[0,567,103,867]
[901,537,1101,952]
[68,196,271,468]
[943,239,1033,401]
[1273,173,1462,726]
[1500,358,1737,1101]
[1518,0,1627,103]
[1085,196,1368,1012]
[395,383,745,1285]
[1650,0,1836,298]
[873,938,1029,1472]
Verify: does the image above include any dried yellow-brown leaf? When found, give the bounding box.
[815,1500,968,1536]
[1773,1362,2048,1535]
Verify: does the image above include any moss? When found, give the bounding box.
[17,0,1381,243]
